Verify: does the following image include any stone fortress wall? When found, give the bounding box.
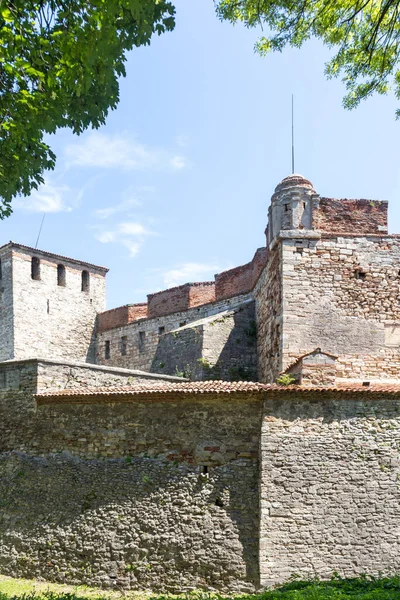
[1,175,400,591]
[0,360,261,592]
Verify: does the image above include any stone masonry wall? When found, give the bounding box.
[281,235,400,381]
[0,378,261,592]
[260,392,400,585]
[254,246,282,383]
[150,301,257,380]
[0,247,14,361]
[0,359,178,453]
[96,294,252,373]
[11,248,106,363]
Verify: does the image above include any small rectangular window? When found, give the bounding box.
[121,336,128,356]
[31,257,40,280]
[57,264,66,286]
[139,331,145,352]
[158,326,165,336]
[105,340,110,360]
[179,321,186,327]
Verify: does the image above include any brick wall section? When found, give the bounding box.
[97,303,148,333]
[215,248,268,301]
[260,392,400,585]
[147,282,215,319]
[314,198,388,234]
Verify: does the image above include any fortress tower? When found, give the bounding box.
[0,242,107,363]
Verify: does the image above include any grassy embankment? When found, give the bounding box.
[0,574,399,600]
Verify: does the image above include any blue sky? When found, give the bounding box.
[2,0,400,309]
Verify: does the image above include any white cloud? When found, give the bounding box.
[162,262,220,288]
[170,155,187,170]
[65,132,188,172]
[14,181,72,213]
[93,196,142,220]
[94,221,155,258]
[118,222,150,236]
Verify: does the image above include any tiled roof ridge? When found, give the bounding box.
[36,380,400,399]
[1,241,109,272]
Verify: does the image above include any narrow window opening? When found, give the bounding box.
[47,299,50,314]
[0,258,2,280]
[179,321,186,327]
[57,264,66,287]
[105,340,110,360]
[81,270,89,292]
[203,465,208,475]
[303,202,306,209]
[121,336,128,356]
[215,497,224,508]
[139,331,146,352]
[284,204,289,212]
[31,257,40,280]
[355,270,366,281]
[158,326,165,336]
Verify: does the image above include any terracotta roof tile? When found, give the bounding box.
[37,380,269,398]
[36,381,400,403]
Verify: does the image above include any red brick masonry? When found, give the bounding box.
[315,198,388,235]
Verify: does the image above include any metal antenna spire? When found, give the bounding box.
[291,94,295,174]
[35,214,46,249]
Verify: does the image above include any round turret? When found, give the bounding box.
[266,174,320,246]
[274,174,315,195]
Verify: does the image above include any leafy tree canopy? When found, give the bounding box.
[0,0,175,218]
[216,1,400,115]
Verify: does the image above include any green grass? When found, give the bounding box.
[0,575,400,600]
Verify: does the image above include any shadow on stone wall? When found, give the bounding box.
[149,302,258,382]
[0,452,259,592]
[204,303,257,381]
[150,325,204,379]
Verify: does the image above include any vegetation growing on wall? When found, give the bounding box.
[1,574,400,600]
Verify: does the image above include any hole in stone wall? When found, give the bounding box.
[158,326,165,336]
[203,465,208,475]
[215,497,224,508]
[57,264,66,286]
[105,340,110,360]
[179,321,186,327]
[31,257,40,280]
[284,204,289,212]
[355,270,367,281]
